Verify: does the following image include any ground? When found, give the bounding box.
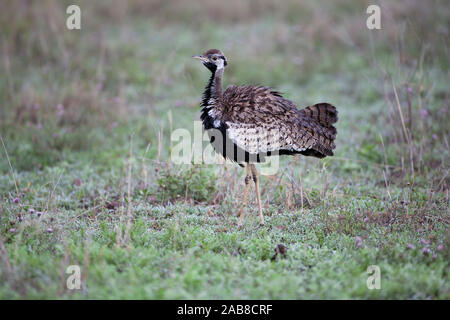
[0,0,448,299]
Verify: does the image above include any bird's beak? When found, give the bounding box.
[192,55,207,62]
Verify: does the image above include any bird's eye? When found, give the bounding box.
[212,56,217,61]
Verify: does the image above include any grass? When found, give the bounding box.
[0,0,449,299]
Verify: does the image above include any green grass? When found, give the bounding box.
[0,0,449,299]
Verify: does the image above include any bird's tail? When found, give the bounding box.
[298,103,338,158]
[301,103,338,131]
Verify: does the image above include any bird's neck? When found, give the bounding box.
[200,67,225,129]
[210,67,223,99]
[201,67,223,110]
[211,68,223,98]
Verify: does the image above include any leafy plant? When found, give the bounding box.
[156,165,217,203]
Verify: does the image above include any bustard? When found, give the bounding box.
[193,49,338,226]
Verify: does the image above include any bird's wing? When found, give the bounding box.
[222,85,336,156]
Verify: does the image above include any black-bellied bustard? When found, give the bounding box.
[193,49,338,226]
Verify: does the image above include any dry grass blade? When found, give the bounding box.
[0,236,12,276]
[0,135,18,194]
[124,134,134,246]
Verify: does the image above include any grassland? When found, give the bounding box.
[0,0,448,299]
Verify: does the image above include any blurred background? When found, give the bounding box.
[0,0,448,299]
[1,0,448,172]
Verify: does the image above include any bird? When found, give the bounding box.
[192,49,338,227]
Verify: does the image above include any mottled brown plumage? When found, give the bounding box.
[221,86,337,159]
[192,49,339,226]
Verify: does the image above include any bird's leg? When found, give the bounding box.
[238,164,252,227]
[250,164,264,226]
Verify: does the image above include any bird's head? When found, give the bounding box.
[192,49,228,72]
